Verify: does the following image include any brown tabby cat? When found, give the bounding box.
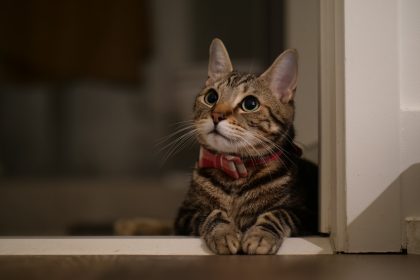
[174,38,318,255]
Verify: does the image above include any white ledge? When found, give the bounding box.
[0,236,332,255]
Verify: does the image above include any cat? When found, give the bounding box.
[174,38,318,255]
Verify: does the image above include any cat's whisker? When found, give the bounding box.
[240,135,265,160]
[156,128,197,152]
[162,129,198,152]
[162,136,197,165]
[236,129,286,169]
[244,131,276,154]
[280,132,299,149]
[249,133,285,156]
[226,129,261,158]
[155,126,194,147]
[230,131,271,171]
[230,129,277,169]
[245,135,274,167]
[160,130,198,164]
[170,119,195,126]
[239,135,275,180]
[155,124,196,147]
[249,132,297,169]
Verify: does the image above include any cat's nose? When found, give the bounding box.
[212,112,226,125]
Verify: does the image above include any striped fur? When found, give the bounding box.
[174,39,317,255]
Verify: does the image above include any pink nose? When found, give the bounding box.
[211,112,226,125]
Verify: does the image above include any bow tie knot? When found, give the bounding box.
[198,148,248,179]
[198,147,286,179]
[197,145,301,179]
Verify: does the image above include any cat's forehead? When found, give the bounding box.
[219,72,256,88]
[213,72,260,97]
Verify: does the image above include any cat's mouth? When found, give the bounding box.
[208,129,231,142]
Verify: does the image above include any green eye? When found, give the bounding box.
[241,96,260,112]
[204,89,219,106]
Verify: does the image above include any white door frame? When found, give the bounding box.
[319,0,347,252]
[320,0,405,253]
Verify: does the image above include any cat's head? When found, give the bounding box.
[194,38,298,156]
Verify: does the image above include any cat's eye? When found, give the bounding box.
[241,96,260,112]
[204,89,219,106]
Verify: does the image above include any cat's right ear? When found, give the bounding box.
[260,49,298,104]
[207,38,233,85]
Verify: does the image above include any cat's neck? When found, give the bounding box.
[197,141,301,182]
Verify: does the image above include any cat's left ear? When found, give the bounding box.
[207,38,233,85]
[260,49,298,103]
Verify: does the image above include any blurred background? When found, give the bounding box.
[0,0,319,235]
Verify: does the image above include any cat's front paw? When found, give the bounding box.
[242,225,283,255]
[203,223,241,255]
[201,210,241,255]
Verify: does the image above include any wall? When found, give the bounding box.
[341,0,420,252]
[0,0,270,178]
[399,0,420,245]
[284,0,320,163]
[0,0,275,235]
[344,0,401,252]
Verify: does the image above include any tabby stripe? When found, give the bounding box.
[250,119,271,134]
[269,194,293,210]
[265,213,285,234]
[193,214,207,235]
[240,192,289,218]
[258,222,281,238]
[237,167,288,195]
[280,209,297,232]
[278,216,292,236]
[237,74,254,86]
[226,74,236,87]
[204,212,230,233]
[189,212,202,235]
[197,169,233,195]
[287,210,302,229]
[239,215,259,232]
[272,210,293,235]
[265,105,287,129]
[281,209,297,232]
[192,180,225,206]
[233,74,245,87]
[231,75,241,87]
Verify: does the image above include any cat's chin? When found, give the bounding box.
[204,132,239,154]
[197,119,252,154]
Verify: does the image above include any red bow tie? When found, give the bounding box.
[198,147,287,179]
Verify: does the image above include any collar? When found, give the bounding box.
[197,145,301,179]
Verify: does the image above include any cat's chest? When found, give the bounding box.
[218,187,265,218]
[195,171,253,214]
[194,168,290,220]
[222,193,242,216]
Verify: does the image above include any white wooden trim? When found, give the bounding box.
[319,0,334,235]
[319,0,347,251]
[343,0,401,253]
[0,237,333,256]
